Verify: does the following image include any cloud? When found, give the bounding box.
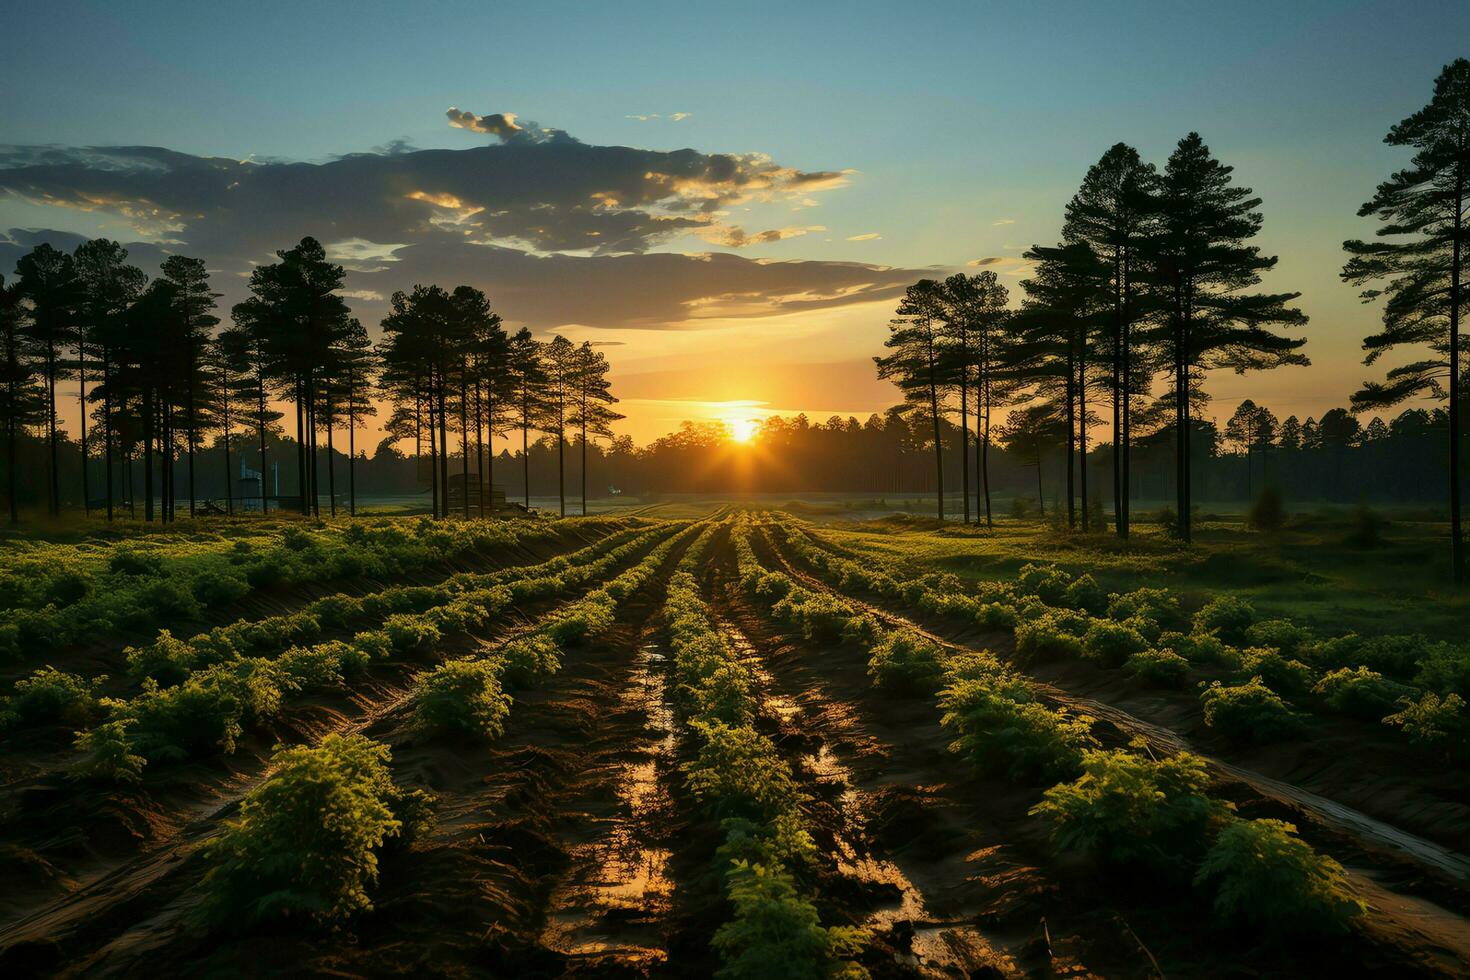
[1,115,852,259]
[966,255,1036,277]
[0,115,920,335]
[991,218,1015,226]
[846,232,881,241]
[627,112,692,123]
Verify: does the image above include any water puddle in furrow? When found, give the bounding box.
[720,621,1008,978]
[540,639,674,966]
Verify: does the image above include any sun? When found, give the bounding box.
[728,418,760,443]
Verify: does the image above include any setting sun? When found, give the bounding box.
[728,418,759,443]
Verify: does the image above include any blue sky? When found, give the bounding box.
[3,1,1467,442]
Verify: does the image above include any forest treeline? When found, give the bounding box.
[875,59,1469,580]
[0,238,621,524]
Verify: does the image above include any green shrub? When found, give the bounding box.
[1312,667,1411,721]
[1414,643,1470,697]
[1343,505,1388,549]
[752,572,794,602]
[498,634,562,688]
[839,613,883,648]
[109,547,162,576]
[939,673,1095,782]
[711,861,868,980]
[866,629,945,694]
[191,569,250,608]
[546,594,615,645]
[353,630,394,661]
[1016,563,1071,606]
[1195,818,1364,936]
[199,734,433,926]
[413,659,513,739]
[121,659,285,762]
[690,663,757,726]
[1081,620,1148,668]
[1063,574,1107,614]
[1383,692,1466,757]
[279,641,368,690]
[974,601,1019,631]
[1159,630,1231,667]
[1124,649,1192,687]
[1107,587,1182,627]
[3,666,102,727]
[1244,619,1312,657]
[683,719,801,823]
[309,594,364,629]
[125,630,197,687]
[1030,748,1226,876]
[1236,648,1315,696]
[45,570,91,607]
[1014,612,1086,665]
[1192,596,1255,644]
[383,613,442,654]
[71,719,146,782]
[1200,678,1306,744]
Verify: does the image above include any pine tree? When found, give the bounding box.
[1343,59,1470,583]
[1063,143,1158,537]
[13,243,78,516]
[876,280,951,520]
[1144,133,1308,543]
[0,274,44,524]
[505,328,546,509]
[570,341,623,516]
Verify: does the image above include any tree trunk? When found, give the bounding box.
[326,394,337,518]
[144,387,154,522]
[103,346,113,521]
[1450,162,1464,583]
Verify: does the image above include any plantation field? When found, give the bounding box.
[1,510,1468,977]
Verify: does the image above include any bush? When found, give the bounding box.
[413,659,513,739]
[191,569,250,608]
[1415,643,1470,697]
[546,594,616,645]
[1016,563,1072,606]
[1063,574,1107,614]
[199,735,433,926]
[1195,818,1364,936]
[125,630,197,687]
[1030,748,1226,876]
[839,613,883,648]
[1236,648,1315,696]
[1383,692,1466,757]
[498,634,562,688]
[71,719,146,782]
[939,673,1095,782]
[1014,612,1086,665]
[1244,619,1313,658]
[3,666,102,728]
[383,613,442,654]
[279,641,368,690]
[1200,678,1306,744]
[683,719,801,823]
[1192,596,1255,644]
[711,861,868,980]
[866,629,945,694]
[1081,620,1149,668]
[109,548,162,576]
[1158,630,1232,667]
[1312,667,1411,721]
[1125,649,1192,687]
[1107,588,1185,630]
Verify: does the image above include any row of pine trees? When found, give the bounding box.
[879,59,1469,582]
[0,238,621,524]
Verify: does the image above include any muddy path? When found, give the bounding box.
[752,523,1470,977]
[0,529,683,968]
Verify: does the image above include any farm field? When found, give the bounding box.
[0,509,1467,977]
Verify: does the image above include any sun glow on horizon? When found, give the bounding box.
[728,418,760,443]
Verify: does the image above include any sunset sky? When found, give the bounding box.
[3,1,1468,448]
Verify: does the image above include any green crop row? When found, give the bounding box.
[55,525,681,782]
[667,520,868,979]
[734,516,1364,941]
[0,517,628,664]
[772,518,1468,760]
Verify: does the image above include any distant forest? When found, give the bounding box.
[0,402,1454,512]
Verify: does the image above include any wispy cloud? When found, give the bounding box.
[991,218,1015,226]
[627,112,693,122]
[846,232,881,241]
